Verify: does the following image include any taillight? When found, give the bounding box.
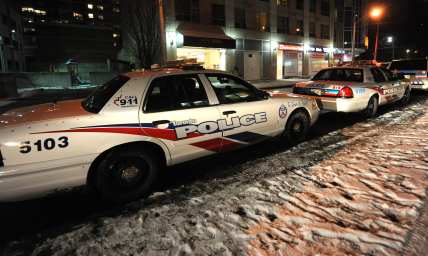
[338,87,353,98]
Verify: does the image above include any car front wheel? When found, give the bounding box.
[399,87,411,106]
[94,147,159,203]
[283,110,310,145]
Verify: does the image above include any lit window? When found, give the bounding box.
[88,13,94,19]
[88,4,93,9]
[113,33,119,38]
[97,5,104,10]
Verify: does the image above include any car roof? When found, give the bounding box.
[320,65,375,70]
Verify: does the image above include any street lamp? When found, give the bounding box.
[351,6,384,63]
[369,7,384,62]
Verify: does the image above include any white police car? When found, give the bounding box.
[293,65,411,117]
[0,68,319,203]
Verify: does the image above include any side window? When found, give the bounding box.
[144,75,209,112]
[371,68,386,83]
[206,74,259,104]
[380,68,397,81]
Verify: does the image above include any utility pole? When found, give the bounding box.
[373,23,379,61]
[351,14,357,63]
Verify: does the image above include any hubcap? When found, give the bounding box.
[108,157,149,190]
[120,166,140,183]
[291,120,304,135]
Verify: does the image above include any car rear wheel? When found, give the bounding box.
[362,96,378,118]
[283,110,310,145]
[94,147,159,203]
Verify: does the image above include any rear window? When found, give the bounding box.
[389,59,427,71]
[313,69,364,83]
[82,75,130,113]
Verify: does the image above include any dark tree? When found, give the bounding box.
[124,0,161,69]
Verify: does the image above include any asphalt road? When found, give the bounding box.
[1,90,428,255]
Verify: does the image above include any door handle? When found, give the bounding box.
[152,120,170,127]
[222,110,236,115]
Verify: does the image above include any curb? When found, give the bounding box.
[402,188,428,256]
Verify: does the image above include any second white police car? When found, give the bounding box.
[293,65,411,117]
[0,67,319,203]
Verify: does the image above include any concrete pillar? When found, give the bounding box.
[164,0,177,61]
[225,0,234,28]
[269,0,278,80]
[302,0,310,76]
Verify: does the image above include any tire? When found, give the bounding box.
[399,87,411,106]
[362,95,379,118]
[93,146,160,204]
[283,110,310,145]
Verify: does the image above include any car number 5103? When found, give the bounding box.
[19,136,69,154]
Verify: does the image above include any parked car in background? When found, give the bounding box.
[388,58,428,90]
[293,65,411,117]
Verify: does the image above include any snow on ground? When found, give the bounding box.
[3,98,428,256]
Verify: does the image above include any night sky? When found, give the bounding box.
[366,0,428,60]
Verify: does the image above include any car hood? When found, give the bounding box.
[0,99,93,128]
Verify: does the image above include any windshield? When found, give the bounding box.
[82,75,130,113]
[313,68,364,83]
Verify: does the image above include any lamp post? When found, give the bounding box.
[351,6,384,63]
[387,36,395,60]
[370,7,383,62]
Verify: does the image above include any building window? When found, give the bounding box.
[257,12,269,32]
[113,7,120,13]
[321,0,330,16]
[277,0,288,7]
[321,24,329,39]
[211,4,225,26]
[235,8,246,29]
[310,0,316,13]
[310,22,316,37]
[97,5,104,11]
[88,4,93,9]
[295,20,303,36]
[277,16,289,34]
[175,0,200,22]
[98,15,104,20]
[73,12,83,20]
[88,13,94,19]
[296,0,304,10]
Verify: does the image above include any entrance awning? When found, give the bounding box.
[177,23,236,49]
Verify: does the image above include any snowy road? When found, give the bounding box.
[2,92,428,255]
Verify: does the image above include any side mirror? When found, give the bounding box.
[256,90,270,100]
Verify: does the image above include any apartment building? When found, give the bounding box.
[0,0,25,72]
[19,0,122,72]
[160,0,341,80]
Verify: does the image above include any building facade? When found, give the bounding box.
[158,0,340,80]
[19,0,122,72]
[341,0,369,58]
[0,0,25,72]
